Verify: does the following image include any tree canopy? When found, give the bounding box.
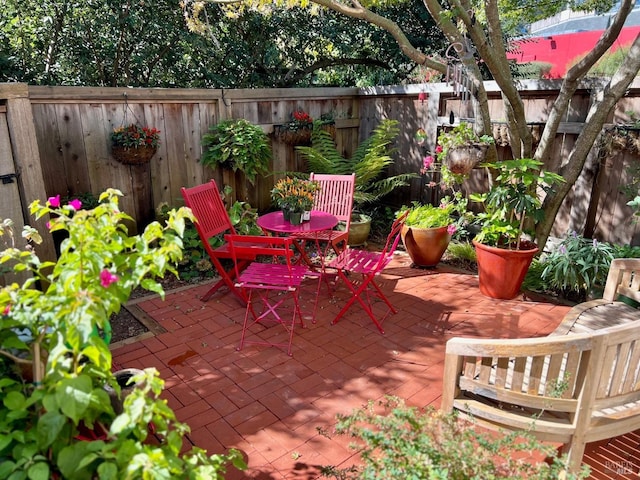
[0,0,445,87]
[186,0,640,246]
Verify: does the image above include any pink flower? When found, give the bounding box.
[68,199,82,210]
[423,155,434,170]
[435,145,443,154]
[2,304,10,316]
[100,269,119,288]
[447,224,457,235]
[48,195,61,207]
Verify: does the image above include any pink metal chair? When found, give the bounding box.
[180,180,261,305]
[226,234,320,356]
[327,210,409,334]
[291,173,355,255]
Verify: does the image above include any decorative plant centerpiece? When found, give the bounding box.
[0,190,244,478]
[399,192,470,267]
[270,176,320,224]
[470,158,564,299]
[201,118,272,185]
[436,122,495,179]
[110,123,160,165]
[274,109,314,145]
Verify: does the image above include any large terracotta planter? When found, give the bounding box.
[473,240,538,300]
[401,225,451,267]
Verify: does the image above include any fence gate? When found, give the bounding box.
[0,84,56,286]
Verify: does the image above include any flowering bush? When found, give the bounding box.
[111,123,161,148]
[282,110,313,131]
[0,189,244,478]
[271,177,320,212]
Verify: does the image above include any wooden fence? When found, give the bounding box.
[2,80,640,264]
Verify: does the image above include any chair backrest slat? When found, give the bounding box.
[181,180,236,242]
[309,173,355,229]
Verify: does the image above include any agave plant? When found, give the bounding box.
[296,119,416,211]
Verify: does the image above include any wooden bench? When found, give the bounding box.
[441,258,640,472]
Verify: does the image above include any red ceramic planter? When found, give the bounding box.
[473,240,538,300]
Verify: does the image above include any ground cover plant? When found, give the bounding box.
[319,396,589,479]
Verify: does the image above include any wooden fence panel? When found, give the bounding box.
[14,81,640,247]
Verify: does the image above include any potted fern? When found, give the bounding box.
[296,119,416,245]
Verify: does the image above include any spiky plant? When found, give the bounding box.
[296,119,416,209]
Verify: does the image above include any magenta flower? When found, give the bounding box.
[447,224,457,235]
[435,145,443,154]
[68,199,82,210]
[100,269,119,288]
[423,155,435,170]
[48,195,61,208]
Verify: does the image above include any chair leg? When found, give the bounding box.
[203,259,249,305]
[237,288,303,356]
[331,271,387,334]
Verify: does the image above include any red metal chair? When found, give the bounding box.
[180,180,261,305]
[291,173,355,255]
[327,210,409,334]
[226,235,320,356]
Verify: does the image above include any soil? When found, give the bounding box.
[109,275,209,344]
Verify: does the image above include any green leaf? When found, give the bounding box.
[26,462,49,480]
[56,376,92,423]
[37,411,66,449]
[4,391,25,410]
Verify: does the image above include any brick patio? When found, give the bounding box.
[110,251,640,479]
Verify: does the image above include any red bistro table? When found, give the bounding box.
[257,210,339,267]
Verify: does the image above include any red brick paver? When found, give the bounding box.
[111,252,640,479]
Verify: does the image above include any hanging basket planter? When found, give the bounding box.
[111,145,157,165]
[444,143,489,175]
[273,124,313,145]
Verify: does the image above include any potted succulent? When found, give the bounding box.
[399,192,469,267]
[297,119,416,245]
[200,118,272,185]
[436,122,495,180]
[0,190,245,478]
[470,158,564,299]
[110,123,161,165]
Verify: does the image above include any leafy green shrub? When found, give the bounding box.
[201,118,272,185]
[0,190,245,478]
[320,396,588,479]
[540,232,614,298]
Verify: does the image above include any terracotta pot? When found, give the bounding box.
[473,240,538,300]
[348,215,371,246]
[401,225,451,267]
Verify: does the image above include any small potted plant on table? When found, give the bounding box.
[270,176,319,225]
[471,158,564,299]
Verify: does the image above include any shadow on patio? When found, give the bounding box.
[111,251,640,479]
